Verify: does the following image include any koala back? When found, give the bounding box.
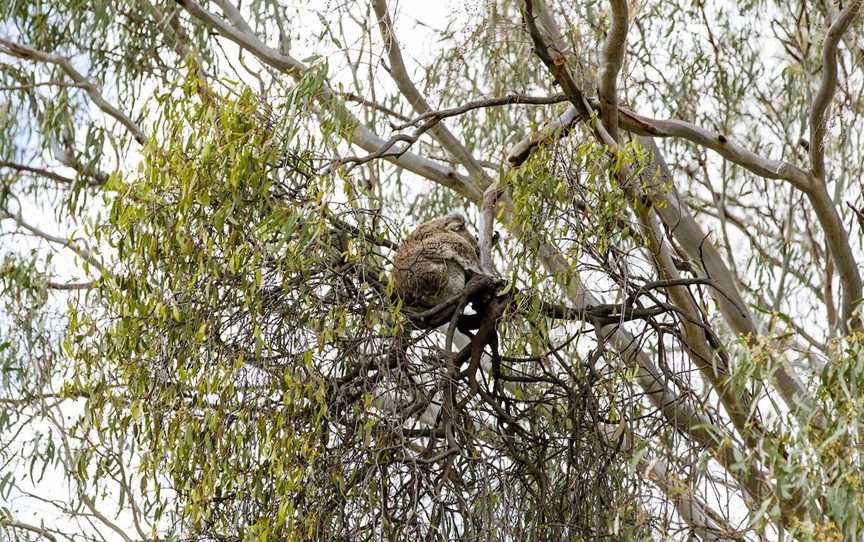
[393,216,480,308]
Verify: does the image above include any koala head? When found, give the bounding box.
[409,213,476,249]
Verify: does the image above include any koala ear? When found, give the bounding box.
[446,218,465,231]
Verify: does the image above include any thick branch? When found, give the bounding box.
[613,104,813,190]
[480,183,504,272]
[806,1,864,330]
[47,280,95,290]
[638,137,814,418]
[522,1,592,120]
[806,181,862,330]
[510,101,814,190]
[507,106,581,167]
[510,99,862,330]
[598,0,628,141]
[809,0,862,179]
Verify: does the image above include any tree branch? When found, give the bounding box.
[506,105,581,167]
[46,280,95,290]
[521,1,592,120]
[613,104,813,190]
[809,0,862,179]
[394,93,568,130]
[638,137,814,419]
[0,518,59,542]
[339,91,412,122]
[480,183,504,273]
[0,210,106,275]
[510,98,862,331]
[805,180,862,330]
[371,0,490,187]
[0,38,146,145]
[0,160,75,185]
[177,0,483,201]
[599,0,628,141]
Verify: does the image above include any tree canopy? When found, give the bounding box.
[1,0,863,540]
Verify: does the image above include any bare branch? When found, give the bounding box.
[521,1,592,120]
[506,106,581,167]
[638,137,815,419]
[0,160,75,185]
[599,0,629,141]
[0,210,106,275]
[806,181,862,330]
[337,131,420,169]
[340,94,567,171]
[0,518,59,542]
[371,0,490,186]
[395,93,568,130]
[46,280,95,290]
[480,183,504,273]
[0,38,146,145]
[614,104,813,190]
[809,0,862,179]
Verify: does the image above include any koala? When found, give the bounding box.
[393,214,482,309]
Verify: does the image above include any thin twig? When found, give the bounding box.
[394,93,568,130]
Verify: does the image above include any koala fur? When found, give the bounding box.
[393,214,481,308]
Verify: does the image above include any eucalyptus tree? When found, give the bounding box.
[1,0,863,540]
